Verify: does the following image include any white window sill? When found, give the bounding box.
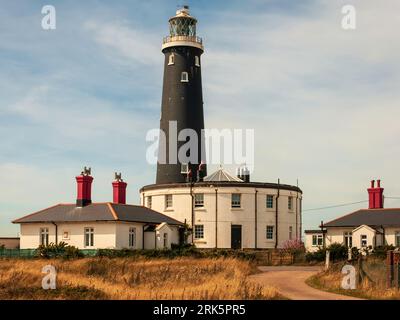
[231,207,243,211]
[194,207,206,211]
[164,208,174,212]
[194,240,206,244]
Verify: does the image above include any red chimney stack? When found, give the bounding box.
[368,179,384,209]
[76,167,93,207]
[112,172,127,204]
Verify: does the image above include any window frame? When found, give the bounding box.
[288,196,293,211]
[194,193,204,208]
[312,234,323,246]
[344,231,353,248]
[181,71,189,82]
[40,227,49,246]
[360,234,367,247]
[289,226,293,240]
[84,227,94,248]
[168,53,175,65]
[194,225,204,239]
[146,196,152,209]
[266,225,274,240]
[231,193,241,208]
[129,227,136,248]
[266,195,274,209]
[195,56,200,67]
[165,194,173,209]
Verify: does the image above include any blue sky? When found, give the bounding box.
[1,0,400,236]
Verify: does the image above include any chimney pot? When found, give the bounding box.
[112,174,127,204]
[377,179,381,188]
[76,168,93,207]
[371,180,375,188]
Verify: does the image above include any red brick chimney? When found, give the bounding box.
[76,167,93,207]
[112,172,127,204]
[368,179,384,209]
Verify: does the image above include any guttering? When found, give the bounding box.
[51,222,58,245]
[275,179,280,249]
[190,182,194,244]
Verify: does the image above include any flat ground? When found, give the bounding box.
[249,266,363,300]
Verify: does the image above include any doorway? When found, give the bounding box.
[231,225,242,249]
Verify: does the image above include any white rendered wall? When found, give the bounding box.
[140,185,302,249]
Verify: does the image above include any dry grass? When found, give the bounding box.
[307,264,400,300]
[0,257,281,300]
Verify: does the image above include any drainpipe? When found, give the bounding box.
[190,182,194,244]
[295,183,298,240]
[52,222,58,245]
[215,188,218,249]
[275,179,280,249]
[142,225,145,249]
[255,189,258,249]
[381,225,385,245]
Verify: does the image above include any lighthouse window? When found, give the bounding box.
[195,56,200,67]
[266,195,274,209]
[194,193,204,207]
[165,194,173,209]
[288,196,293,210]
[231,194,241,208]
[194,225,204,239]
[181,72,189,82]
[168,53,175,65]
[146,196,152,209]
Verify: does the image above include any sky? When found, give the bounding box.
[1,0,400,237]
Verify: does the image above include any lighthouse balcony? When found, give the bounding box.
[162,35,204,51]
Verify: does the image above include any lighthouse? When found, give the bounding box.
[156,6,207,184]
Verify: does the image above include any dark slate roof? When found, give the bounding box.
[324,208,400,228]
[12,203,183,226]
[304,230,325,234]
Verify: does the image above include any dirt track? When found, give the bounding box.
[249,266,363,300]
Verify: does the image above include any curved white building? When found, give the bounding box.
[140,168,302,249]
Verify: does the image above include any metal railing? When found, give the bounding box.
[163,35,203,45]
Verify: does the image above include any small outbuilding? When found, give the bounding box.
[13,169,183,250]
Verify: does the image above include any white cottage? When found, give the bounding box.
[13,170,183,250]
[305,180,400,252]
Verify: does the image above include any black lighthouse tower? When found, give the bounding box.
[156,6,207,184]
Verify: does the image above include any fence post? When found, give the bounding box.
[387,250,394,288]
[325,250,330,271]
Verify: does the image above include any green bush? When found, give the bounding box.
[305,243,348,263]
[327,243,348,261]
[37,242,83,259]
[372,245,396,259]
[95,246,256,260]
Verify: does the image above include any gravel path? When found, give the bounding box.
[249,266,363,300]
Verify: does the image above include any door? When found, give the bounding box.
[231,225,242,249]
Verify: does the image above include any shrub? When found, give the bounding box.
[372,245,396,259]
[305,247,326,262]
[327,243,347,262]
[37,242,83,259]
